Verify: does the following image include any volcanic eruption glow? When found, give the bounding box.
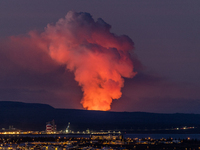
[7,11,137,111]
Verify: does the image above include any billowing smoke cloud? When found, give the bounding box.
[41,11,137,110]
[1,11,200,113]
[3,11,138,111]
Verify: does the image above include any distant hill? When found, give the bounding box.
[0,101,200,133]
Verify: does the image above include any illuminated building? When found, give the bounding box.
[65,122,70,133]
[46,120,57,133]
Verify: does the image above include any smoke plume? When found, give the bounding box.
[8,11,137,111]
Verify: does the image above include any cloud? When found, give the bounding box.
[0,11,200,113]
[0,11,141,111]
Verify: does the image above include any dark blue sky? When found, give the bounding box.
[0,0,200,113]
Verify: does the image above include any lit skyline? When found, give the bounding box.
[0,0,200,113]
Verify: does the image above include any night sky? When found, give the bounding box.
[0,0,200,113]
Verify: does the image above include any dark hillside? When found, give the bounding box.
[0,101,200,133]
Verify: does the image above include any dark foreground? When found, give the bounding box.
[1,135,200,150]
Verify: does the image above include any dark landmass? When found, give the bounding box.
[0,101,200,133]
